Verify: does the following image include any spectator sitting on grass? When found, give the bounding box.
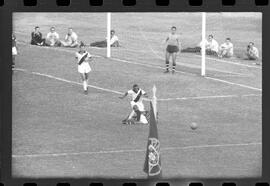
[31,26,45,46]
[61,28,79,48]
[45,27,61,47]
[205,34,219,56]
[246,42,259,61]
[218,38,234,58]
[181,35,219,56]
[90,29,119,48]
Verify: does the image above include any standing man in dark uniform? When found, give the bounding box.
[165,26,181,74]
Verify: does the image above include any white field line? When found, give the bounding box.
[119,30,257,77]
[12,142,261,158]
[205,76,262,92]
[17,42,261,91]
[113,44,262,70]
[14,68,123,95]
[14,68,261,101]
[157,94,261,101]
[193,54,262,69]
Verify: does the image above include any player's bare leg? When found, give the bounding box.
[84,73,89,94]
[80,73,88,94]
[172,52,177,74]
[12,56,15,74]
[164,52,170,73]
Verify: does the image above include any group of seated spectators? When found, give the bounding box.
[181,34,260,61]
[31,27,259,62]
[30,26,119,48]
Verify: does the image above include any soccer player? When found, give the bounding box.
[90,29,119,48]
[165,26,180,74]
[75,42,92,94]
[127,105,149,125]
[61,28,79,48]
[45,27,61,47]
[205,35,219,56]
[31,26,45,46]
[12,33,18,71]
[218,38,234,58]
[246,42,259,61]
[119,84,148,124]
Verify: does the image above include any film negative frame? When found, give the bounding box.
[0,0,270,185]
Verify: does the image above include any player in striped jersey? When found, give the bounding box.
[75,42,92,94]
[165,26,181,74]
[119,84,149,124]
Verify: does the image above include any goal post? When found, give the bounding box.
[201,12,206,76]
[107,12,111,58]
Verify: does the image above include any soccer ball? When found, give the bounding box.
[190,122,198,130]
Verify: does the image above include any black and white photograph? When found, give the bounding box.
[12,12,262,178]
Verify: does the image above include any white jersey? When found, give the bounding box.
[206,39,219,52]
[110,35,119,45]
[46,31,60,45]
[76,51,91,64]
[65,32,78,45]
[127,89,146,103]
[75,51,92,73]
[220,42,234,55]
[249,47,259,58]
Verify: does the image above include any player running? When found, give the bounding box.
[75,42,92,94]
[119,84,149,125]
[165,26,181,74]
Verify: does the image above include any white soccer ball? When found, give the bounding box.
[190,122,198,130]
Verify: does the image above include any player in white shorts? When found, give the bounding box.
[75,42,92,94]
[119,84,149,124]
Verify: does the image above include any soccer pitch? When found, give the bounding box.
[12,13,262,179]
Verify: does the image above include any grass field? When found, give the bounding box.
[12,13,262,179]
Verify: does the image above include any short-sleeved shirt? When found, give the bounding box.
[65,32,78,45]
[249,47,259,58]
[206,39,219,52]
[75,51,91,65]
[110,35,119,45]
[166,33,180,46]
[127,89,146,103]
[46,31,60,44]
[220,42,234,54]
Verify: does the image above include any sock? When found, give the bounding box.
[166,60,169,71]
[83,81,87,91]
[172,63,176,71]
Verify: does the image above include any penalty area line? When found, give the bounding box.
[12,142,261,158]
